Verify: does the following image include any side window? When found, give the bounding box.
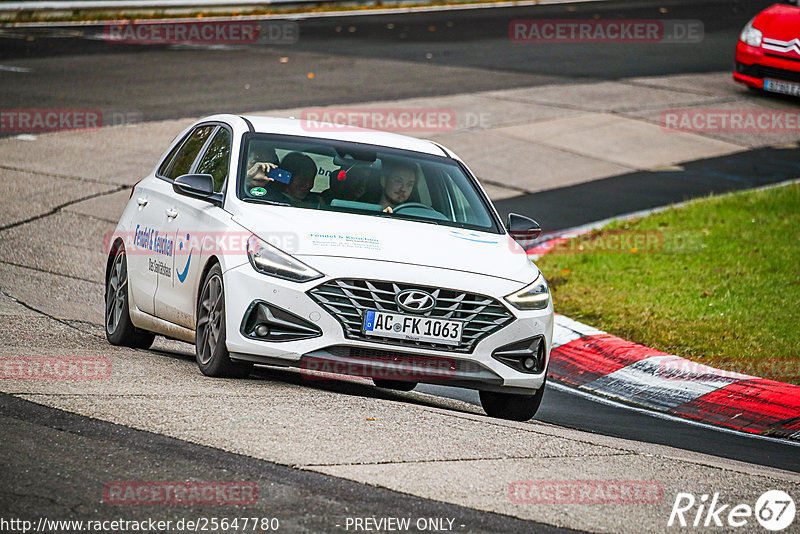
[161,125,215,180]
[415,170,432,205]
[450,182,473,222]
[158,135,186,177]
[195,127,232,193]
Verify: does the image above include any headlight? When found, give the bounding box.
[739,19,762,47]
[246,234,323,283]
[505,272,550,310]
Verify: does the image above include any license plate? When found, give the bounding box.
[764,78,800,97]
[363,310,462,346]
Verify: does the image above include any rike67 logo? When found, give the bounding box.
[668,490,795,531]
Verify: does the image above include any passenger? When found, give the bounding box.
[321,164,370,204]
[270,152,319,208]
[379,162,417,213]
[246,144,278,185]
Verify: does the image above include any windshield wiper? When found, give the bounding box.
[387,213,442,226]
[243,197,292,207]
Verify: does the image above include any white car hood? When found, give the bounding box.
[232,204,538,284]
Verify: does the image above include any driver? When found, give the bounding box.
[380,163,417,213]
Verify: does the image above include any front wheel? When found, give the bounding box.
[479,378,546,421]
[196,263,253,378]
[105,246,155,349]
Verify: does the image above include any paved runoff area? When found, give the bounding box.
[1,72,799,532]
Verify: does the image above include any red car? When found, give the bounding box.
[734,1,800,96]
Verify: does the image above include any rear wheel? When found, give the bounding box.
[480,378,546,421]
[373,379,417,391]
[196,263,253,378]
[105,246,155,349]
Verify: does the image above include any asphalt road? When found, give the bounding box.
[494,146,800,230]
[0,393,577,534]
[1,0,799,530]
[0,0,780,122]
[418,383,800,472]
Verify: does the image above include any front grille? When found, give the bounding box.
[308,279,514,353]
[765,53,800,64]
[736,62,800,83]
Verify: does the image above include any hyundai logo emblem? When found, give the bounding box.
[395,289,436,314]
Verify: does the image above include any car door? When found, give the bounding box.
[125,178,167,316]
[155,124,233,329]
[124,125,211,316]
[131,124,215,320]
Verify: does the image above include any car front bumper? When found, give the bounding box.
[222,257,553,393]
[734,41,800,88]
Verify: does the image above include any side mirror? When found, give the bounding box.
[173,174,222,205]
[506,213,541,247]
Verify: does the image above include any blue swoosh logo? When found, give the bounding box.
[449,230,498,244]
[177,249,193,283]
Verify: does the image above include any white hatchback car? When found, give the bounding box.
[106,114,553,420]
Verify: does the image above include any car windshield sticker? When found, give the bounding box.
[250,187,267,197]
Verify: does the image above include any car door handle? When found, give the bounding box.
[165,208,178,219]
[136,197,148,207]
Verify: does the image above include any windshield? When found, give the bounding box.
[237,133,501,233]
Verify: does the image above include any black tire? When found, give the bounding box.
[479,378,546,421]
[105,246,155,349]
[196,263,253,378]
[372,379,417,391]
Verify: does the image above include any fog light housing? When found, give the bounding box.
[492,336,546,374]
[241,301,322,342]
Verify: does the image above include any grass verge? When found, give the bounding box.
[537,182,800,384]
